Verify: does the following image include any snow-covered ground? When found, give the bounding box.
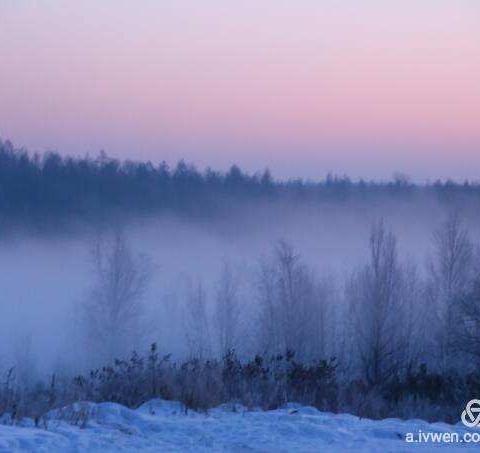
[0,399,477,452]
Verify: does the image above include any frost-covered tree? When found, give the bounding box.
[452,277,480,365]
[81,231,152,363]
[426,212,473,371]
[309,277,334,360]
[184,281,211,359]
[257,241,320,360]
[214,261,241,357]
[347,221,408,385]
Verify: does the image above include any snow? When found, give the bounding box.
[0,400,477,452]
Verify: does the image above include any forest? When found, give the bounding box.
[0,139,479,230]
[1,139,480,426]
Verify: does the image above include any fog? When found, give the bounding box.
[1,192,479,380]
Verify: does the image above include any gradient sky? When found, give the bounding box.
[0,1,479,180]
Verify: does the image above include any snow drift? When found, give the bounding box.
[0,399,477,452]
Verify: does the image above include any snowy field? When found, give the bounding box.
[0,399,477,452]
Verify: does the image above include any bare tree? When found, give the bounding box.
[432,212,473,298]
[309,277,333,360]
[184,280,211,359]
[214,261,241,357]
[399,259,424,373]
[81,231,152,363]
[347,221,408,386]
[257,255,281,355]
[427,212,473,371]
[257,240,319,360]
[451,277,480,365]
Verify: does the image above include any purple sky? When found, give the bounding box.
[1,1,479,180]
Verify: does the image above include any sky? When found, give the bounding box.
[0,0,479,180]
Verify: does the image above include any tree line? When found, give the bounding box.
[1,139,480,228]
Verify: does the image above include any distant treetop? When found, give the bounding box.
[0,139,477,230]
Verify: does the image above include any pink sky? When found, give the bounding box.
[0,1,479,180]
